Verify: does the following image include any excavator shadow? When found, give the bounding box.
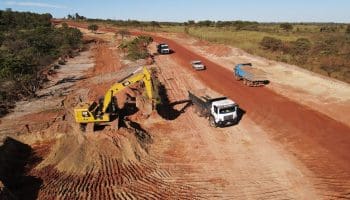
[0,137,43,200]
[156,83,192,120]
[93,101,139,132]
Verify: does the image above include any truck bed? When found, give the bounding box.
[240,65,267,81]
[188,89,227,116]
[189,89,225,101]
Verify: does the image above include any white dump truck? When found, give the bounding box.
[188,89,238,127]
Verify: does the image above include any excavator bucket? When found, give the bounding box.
[135,67,161,117]
[136,96,153,117]
[150,67,161,105]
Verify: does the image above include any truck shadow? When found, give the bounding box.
[153,50,175,56]
[156,84,191,120]
[0,137,43,200]
[213,107,246,128]
[235,107,246,125]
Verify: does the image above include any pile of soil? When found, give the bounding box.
[36,129,147,175]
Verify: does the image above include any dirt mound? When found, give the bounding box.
[36,129,147,175]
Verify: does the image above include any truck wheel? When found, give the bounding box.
[209,116,217,127]
[247,81,253,87]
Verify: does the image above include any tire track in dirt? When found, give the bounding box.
[145,34,350,199]
[29,135,197,199]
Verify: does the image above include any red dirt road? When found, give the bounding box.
[61,21,350,196]
[145,34,350,197]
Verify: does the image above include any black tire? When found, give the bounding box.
[209,115,217,127]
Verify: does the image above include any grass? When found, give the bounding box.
[86,20,350,83]
[158,25,350,83]
[188,27,300,54]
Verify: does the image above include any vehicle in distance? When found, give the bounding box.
[234,63,268,87]
[188,89,238,127]
[157,43,170,54]
[191,60,206,70]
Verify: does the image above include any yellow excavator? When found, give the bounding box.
[74,67,159,126]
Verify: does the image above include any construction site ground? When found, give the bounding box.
[0,23,350,199]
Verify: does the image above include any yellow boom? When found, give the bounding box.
[74,67,155,123]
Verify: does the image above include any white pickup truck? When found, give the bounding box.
[157,43,170,54]
[191,60,206,70]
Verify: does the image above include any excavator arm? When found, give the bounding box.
[74,67,156,123]
[102,67,153,113]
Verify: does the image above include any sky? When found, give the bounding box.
[0,0,349,23]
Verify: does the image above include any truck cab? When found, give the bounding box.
[188,90,239,127]
[157,43,170,54]
[210,98,238,127]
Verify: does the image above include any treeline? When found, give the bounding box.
[85,18,180,27]
[85,18,259,30]
[184,20,259,30]
[0,10,83,116]
[74,16,350,33]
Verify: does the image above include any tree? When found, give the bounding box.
[197,20,212,27]
[291,38,311,55]
[118,35,153,60]
[116,29,130,40]
[88,24,98,33]
[280,23,293,31]
[150,21,161,29]
[61,22,69,29]
[188,20,195,26]
[346,25,350,34]
[75,13,80,20]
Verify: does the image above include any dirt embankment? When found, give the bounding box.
[0,31,200,199]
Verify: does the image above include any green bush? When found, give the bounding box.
[88,24,98,32]
[0,10,83,116]
[320,26,336,32]
[291,38,311,55]
[118,35,153,60]
[280,23,293,31]
[346,25,350,34]
[260,36,283,51]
